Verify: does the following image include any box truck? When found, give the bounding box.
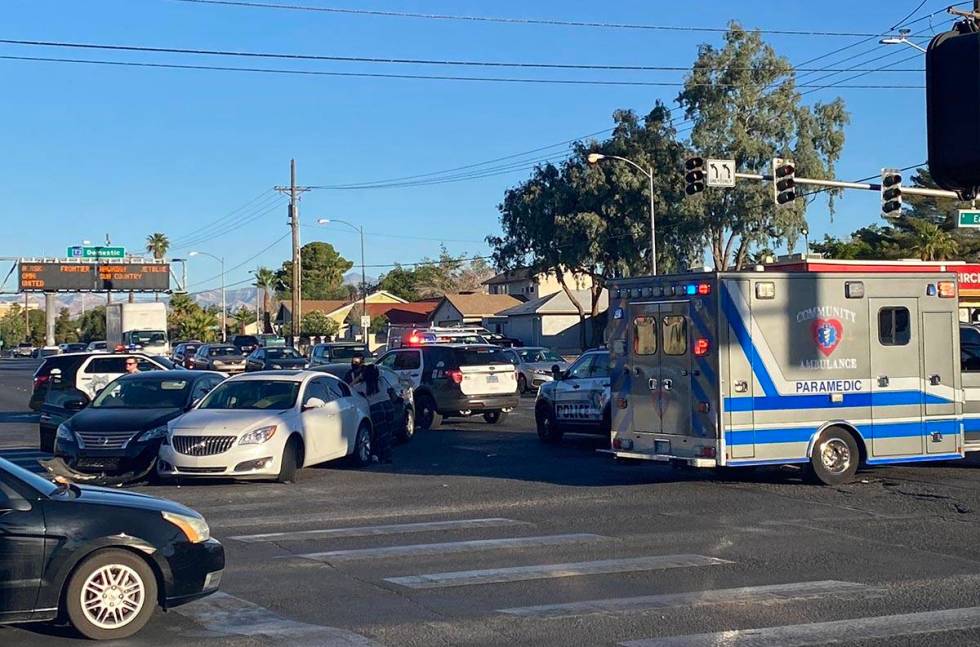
[106,303,169,355]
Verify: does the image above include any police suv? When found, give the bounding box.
[534,349,611,443]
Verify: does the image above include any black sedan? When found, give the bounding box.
[245,346,309,372]
[52,371,225,484]
[0,457,224,640]
[312,362,415,443]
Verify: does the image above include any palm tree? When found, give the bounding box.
[180,309,219,342]
[232,306,255,335]
[909,220,959,261]
[253,267,278,333]
[145,233,170,259]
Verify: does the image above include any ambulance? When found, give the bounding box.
[604,266,980,485]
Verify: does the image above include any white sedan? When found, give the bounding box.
[157,370,374,483]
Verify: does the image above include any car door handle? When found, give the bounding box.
[878,375,889,387]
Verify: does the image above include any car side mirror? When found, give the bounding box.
[303,397,326,411]
[551,364,563,381]
[65,399,88,412]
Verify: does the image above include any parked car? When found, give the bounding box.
[190,344,246,373]
[485,333,524,348]
[231,334,260,355]
[309,342,368,367]
[60,342,88,354]
[13,342,34,357]
[157,371,374,482]
[51,371,225,483]
[85,340,109,353]
[35,353,170,451]
[256,334,286,348]
[0,456,224,640]
[37,345,61,358]
[172,340,203,368]
[312,363,416,442]
[245,346,309,372]
[376,344,519,430]
[534,349,611,443]
[503,346,570,394]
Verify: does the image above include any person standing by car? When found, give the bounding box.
[344,351,367,387]
[125,357,140,374]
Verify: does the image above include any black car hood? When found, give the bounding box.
[67,408,182,432]
[64,484,196,516]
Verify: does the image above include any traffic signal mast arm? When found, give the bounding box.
[732,172,960,199]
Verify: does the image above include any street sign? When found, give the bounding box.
[67,246,126,259]
[706,159,736,187]
[959,209,980,228]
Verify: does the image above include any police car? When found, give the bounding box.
[534,349,611,443]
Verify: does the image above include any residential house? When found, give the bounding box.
[483,268,594,301]
[428,293,522,330]
[498,289,608,354]
[275,291,407,332]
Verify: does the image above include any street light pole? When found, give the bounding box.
[316,218,367,341]
[588,153,657,276]
[190,251,226,342]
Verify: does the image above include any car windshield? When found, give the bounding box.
[209,346,241,357]
[0,457,59,497]
[519,349,562,363]
[131,330,167,345]
[328,346,364,360]
[199,380,299,410]
[266,348,301,359]
[455,347,512,366]
[92,377,191,409]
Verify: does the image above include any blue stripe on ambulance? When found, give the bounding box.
[726,418,958,446]
[725,390,951,412]
[719,282,778,396]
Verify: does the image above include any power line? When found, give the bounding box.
[169,190,280,248]
[891,0,930,30]
[0,38,928,73]
[186,231,290,289]
[170,196,287,250]
[0,54,928,88]
[164,0,885,37]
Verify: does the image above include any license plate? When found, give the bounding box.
[487,375,499,383]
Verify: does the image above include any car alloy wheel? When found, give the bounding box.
[354,425,372,466]
[80,564,146,630]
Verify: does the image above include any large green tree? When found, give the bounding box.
[677,23,849,270]
[378,249,496,299]
[78,306,107,342]
[300,311,339,337]
[276,242,353,301]
[54,307,78,343]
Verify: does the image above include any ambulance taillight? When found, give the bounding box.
[694,338,710,357]
[938,281,956,298]
[697,283,711,295]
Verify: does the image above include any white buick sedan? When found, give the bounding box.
[157,370,373,482]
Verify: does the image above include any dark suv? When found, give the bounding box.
[231,334,260,355]
[376,344,519,429]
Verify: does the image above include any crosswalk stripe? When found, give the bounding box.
[498,580,876,618]
[386,554,731,590]
[228,518,532,543]
[620,606,980,647]
[172,591,379,646]
[286,534,609,563]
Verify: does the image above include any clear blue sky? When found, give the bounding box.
[0,0,942,293]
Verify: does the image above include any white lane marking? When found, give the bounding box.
[386,554,731,589]
[498,580,876,618]
[229,518,530,543]
[620,606,980,647]
[172,592,379,646]
[286,534,609,563]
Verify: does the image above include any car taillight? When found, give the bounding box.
[33,375,49,389]
[448,369,463,384]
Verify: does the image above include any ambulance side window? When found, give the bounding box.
[633,316,657,355]
[878,307,911,346]
[662,316,688,356]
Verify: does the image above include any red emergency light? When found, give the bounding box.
[694,338,710,357]
[697,283,712,296]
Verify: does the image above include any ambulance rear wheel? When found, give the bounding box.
[806,428,859,486]
[536,406,563,443]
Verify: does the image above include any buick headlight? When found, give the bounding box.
[533,369,553,376]
[161,511,210,543]
[56,424,76,444]
[138,425,169,442]
[239,425,277,445]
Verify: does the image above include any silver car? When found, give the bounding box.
[503,347,570,394]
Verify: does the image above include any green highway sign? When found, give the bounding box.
[66,246,126,259]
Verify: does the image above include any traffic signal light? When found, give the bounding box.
[772,158,796,207]
[927,27,980,198]
[881,169,902,217]
[684,157,705,196]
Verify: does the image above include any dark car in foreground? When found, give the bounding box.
[0,457,224,640]
[51,371,225,483]
[245,346,309,371]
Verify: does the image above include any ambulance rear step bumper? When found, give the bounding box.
[598,449,717,468]
[965,441,980,454]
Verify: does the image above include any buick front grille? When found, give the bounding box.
[76,430,138,449]
[173,435,236,456]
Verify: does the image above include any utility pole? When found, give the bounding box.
[275,159,309,345]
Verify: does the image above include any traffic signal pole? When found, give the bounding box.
[731,171,959,199]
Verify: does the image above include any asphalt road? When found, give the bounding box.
[3,357,980,646]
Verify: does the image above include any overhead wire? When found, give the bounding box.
[168,190,281,248]
[185,231,290,289]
